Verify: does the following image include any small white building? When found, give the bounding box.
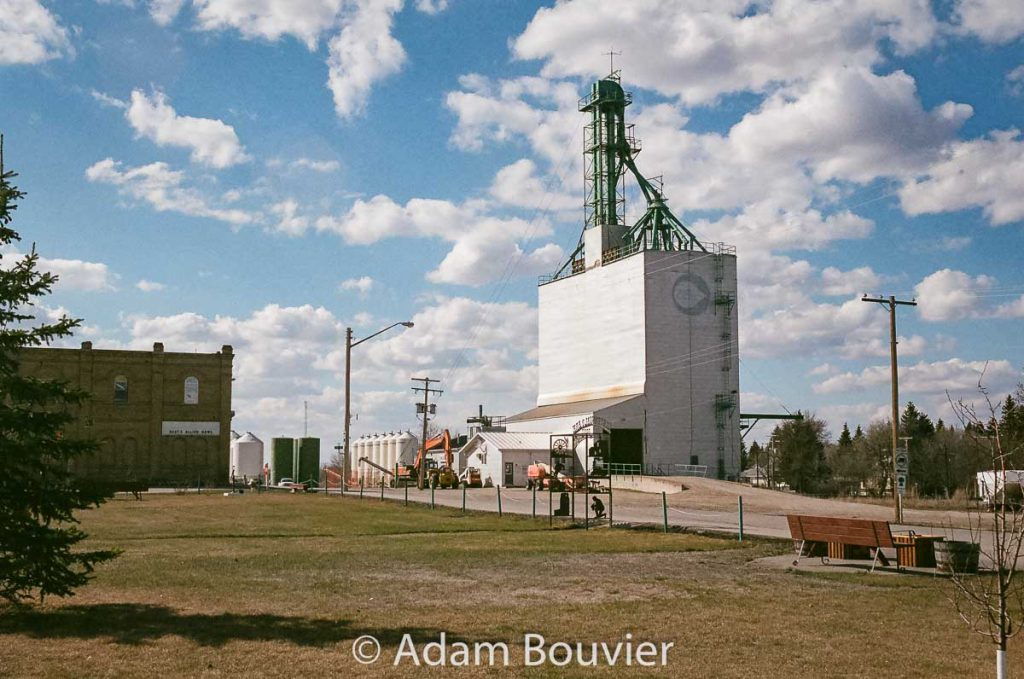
[459,432,552,487]
[739,465,769,487]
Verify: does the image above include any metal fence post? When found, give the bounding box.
[404,483,408,507]
[461,484,466,513]
[359,479,364,500]
[738,496,744,542]
[662,491,669,533]
[380,479,385,501]
[497,486,502,517]
[532,486,536,519]
[431,486,435,509]
[609,489,613,527]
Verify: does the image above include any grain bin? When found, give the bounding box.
[371,435,383,482]
[397,430,418,466]
[383,432,396,475]
[230,432,264,479]
[354,434,369,483]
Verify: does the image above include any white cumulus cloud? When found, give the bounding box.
[899,130,1024,226]
[340,276,375,297]
[119,297,539,442]
[325,0,406,119]
[268,199,309,236]
[915,268,1024,321]
[0,0,71,65]
[290,158,341,173]
[2,248,119,292]
[814,358,1018,396]
[147,0,186,25]
[316,195,562,286]
[126,89,251,168]
[191,0,345,48]
[820,266,881,296]
[136,279,166,292]
[951,0,1024,44]
[85,158,258,225]
[488,158,578,212]
[728,67,972,183]
[513,0,938,106]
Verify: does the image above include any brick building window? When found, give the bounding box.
[184,376,199,405]
[113,375,128,404]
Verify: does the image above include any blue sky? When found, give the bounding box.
[2,0,1023,452]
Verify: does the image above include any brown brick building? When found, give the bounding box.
[18,341,234,486]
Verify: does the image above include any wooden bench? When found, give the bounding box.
[786,514,902,572]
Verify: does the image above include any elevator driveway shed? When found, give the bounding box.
[459,432,551,488]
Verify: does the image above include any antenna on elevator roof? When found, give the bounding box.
[604,49,621,77]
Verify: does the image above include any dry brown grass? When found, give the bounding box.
[0,492,1016,677]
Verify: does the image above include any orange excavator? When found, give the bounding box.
[396,429,458,490]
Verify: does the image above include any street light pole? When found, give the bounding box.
[343,328,353,483]
[343,321,414,487]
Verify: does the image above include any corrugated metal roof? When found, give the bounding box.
[506,394,642,423]
[469,432,552,451]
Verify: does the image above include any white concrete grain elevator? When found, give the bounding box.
[506,71,741,479]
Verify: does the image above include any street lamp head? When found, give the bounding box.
[401,321,415,328]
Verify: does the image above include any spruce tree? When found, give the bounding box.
[773,414,831,494]
[838,423,853,448]
[0,137,116,604]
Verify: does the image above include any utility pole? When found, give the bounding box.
[411,377,443,490]
[862,294,917,523]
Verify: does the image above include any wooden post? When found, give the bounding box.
[662,491,669,533]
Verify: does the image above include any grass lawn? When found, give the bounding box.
[0,492,1017,677]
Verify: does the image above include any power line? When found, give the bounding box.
[441,124,584,389]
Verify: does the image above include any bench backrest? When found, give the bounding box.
[786,514,894,549]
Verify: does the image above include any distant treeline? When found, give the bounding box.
[744,383,1024,499]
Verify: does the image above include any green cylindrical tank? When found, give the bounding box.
[271,437,295,484]
[298,437,320,485]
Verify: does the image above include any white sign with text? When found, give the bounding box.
[162,421,220,436]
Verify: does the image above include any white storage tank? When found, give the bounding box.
[397,430,418,466]
[374,438,385,481]
[384,432,396,475]
[355,434,369,483]
[230,432,264,479]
